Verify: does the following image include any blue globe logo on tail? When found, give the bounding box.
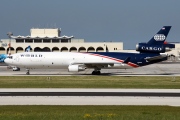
[154,34,166,41]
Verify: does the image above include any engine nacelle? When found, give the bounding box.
[68,65,86,72]
[136,43,175,53]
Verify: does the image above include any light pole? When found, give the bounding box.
[7,32,13,55]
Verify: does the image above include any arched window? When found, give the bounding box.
[34,47,42,52]
[87,47,95,52]
[42,47,51,52]
[16,47,24,53]
[52,47,59,52]
[70,47,77,52]
[0,47,5,54]
[61,47,68,52]
[78,47,86,52]
[96,47,104,52]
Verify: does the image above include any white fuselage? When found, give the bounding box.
[4,52,135,70]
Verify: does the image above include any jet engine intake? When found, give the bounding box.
[68,65,86,72]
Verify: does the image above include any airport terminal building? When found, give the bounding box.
[0,28,180,60]
[0,28,123,54]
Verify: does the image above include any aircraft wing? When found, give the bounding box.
[71,62,118,68]
[145,54,167,61]
[71,57,131,68]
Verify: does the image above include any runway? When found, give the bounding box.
[0,62,180,76]
[0,89,180,106]
[1,63,180,106]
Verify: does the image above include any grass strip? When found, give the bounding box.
[0,105,180,120]
[0,76,179,88]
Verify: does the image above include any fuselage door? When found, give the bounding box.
[15,55,20,62]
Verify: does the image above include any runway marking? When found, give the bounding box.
[1,92,180,97]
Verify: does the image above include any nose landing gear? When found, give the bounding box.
[26,69,30,75]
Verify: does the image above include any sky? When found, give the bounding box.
[0,0,180,49]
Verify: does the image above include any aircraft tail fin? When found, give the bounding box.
[0,54,7,63]
[147,26,171,45]
[25,46,31,52]
[136,26,175,53]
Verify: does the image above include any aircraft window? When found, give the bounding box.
[8,56,13,59]
[39,54,42,57]
[21,54,24,57]
[31,54,34,57]
[35,54,38,57]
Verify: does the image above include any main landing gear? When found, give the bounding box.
[92,71,101,75]
[26,69,30,75]
[92,68,101,75]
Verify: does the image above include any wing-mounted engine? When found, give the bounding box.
[68,65,86,72]
[136,43,175,53]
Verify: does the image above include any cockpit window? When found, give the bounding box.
[7,56,13,59]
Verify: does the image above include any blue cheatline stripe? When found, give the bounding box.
[83,53,139,68]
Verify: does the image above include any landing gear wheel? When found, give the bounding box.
[92,71,101,75]
[26,69,30,75]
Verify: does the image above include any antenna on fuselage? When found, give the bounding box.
[7,32,13,56]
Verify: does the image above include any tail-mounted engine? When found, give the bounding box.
[136,43,175,53]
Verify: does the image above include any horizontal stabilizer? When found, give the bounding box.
[163,43,175,48]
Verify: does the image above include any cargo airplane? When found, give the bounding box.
[4,26,175,75]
